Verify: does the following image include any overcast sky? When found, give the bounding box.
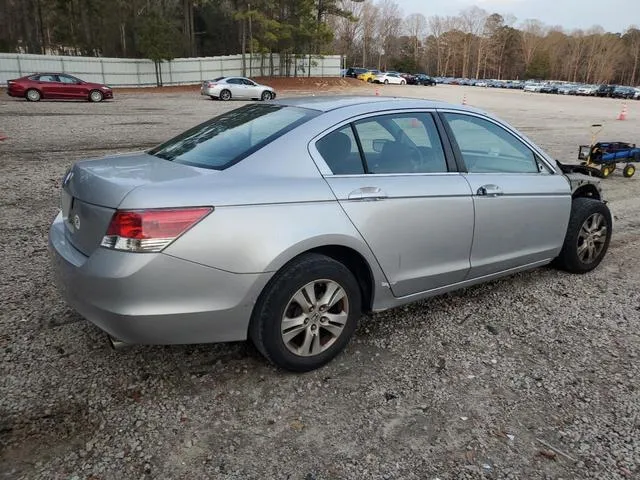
[395,0,636,33]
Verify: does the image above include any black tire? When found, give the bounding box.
[209,95,216,100]
[261,90,272,101]
[219,89,231,101]
[249,253,362,372]
[623,163,636,178]
[367,78,372,83]
[554,198,612,274]
[26,89,41,102]
[384,79,389,85]
[89,90,103,102]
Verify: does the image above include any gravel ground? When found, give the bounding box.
[1,85,639,480]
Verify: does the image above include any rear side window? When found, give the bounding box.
[316,127,364,175]
[149,104,319,170]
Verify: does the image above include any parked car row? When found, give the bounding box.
[424,76,640,99]
[523,81,640,99]
[342,67,437,87]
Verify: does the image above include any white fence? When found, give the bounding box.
[0,53,342,87]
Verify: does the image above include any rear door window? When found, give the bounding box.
[149,104,319,170]
[353,113,448,174]
[37,74,57,82]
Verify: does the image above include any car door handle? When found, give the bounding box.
[476,184,503,197]
[348,187,388,201]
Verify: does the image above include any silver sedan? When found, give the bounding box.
[49,96,612,371]
[200,76,276,101]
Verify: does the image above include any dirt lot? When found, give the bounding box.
[1,83,639,480]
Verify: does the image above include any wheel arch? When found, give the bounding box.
[262,238,381,314]
[572,184,601,201]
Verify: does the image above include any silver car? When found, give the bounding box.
[49,96,612,372]
[200,76,276,101]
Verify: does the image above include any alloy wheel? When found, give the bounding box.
[577,213,607,264]
[281,279,349,357]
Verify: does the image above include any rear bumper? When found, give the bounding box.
[201,87,221,97]
[48,212,271,345]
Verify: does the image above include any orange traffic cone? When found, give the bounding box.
[0,132,7,141]
[375,88,380,96]
[462,94,467,106]
[617,103,627,120]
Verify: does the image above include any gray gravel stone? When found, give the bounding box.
[0,86,639,480]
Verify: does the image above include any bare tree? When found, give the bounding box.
[376,0,402,70]
[623,26,640,85]
[459,6,486,78]
[404,12,426,63]
[520,18,547,73]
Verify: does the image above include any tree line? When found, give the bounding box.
[1,0,639,85]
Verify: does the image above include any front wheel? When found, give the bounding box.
[261,90,272,101]
[400,80,406,85]
[249,253,362,372]
[89,90,104,102]
[554,198,612,274]
[384,79,389,85]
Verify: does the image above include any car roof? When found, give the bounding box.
[271,95,481,114]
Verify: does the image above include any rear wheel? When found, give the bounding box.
[249,253,362,372]
[623,163,636,178]
[554,198,612,274]
[219,89,231,101]
[261,90,272,101]
[400,80,406,85]
[26,89,41,102]
[89,90,103,102]
[384,79,389,85]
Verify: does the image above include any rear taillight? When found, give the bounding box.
[101,207,212,253]
[205,81,216,87]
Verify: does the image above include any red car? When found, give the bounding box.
[7,73,113,102]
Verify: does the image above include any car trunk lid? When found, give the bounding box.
[61,152,207,256]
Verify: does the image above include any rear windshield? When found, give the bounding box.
[149,104,319,170]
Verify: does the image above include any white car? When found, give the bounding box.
[373,73,406,85]
[634,88,640,100]
[523,83,544,93]
[201,76,276,101]
[475,80,489,87]
[576,84,598,96]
